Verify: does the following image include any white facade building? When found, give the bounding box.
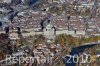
[3,0,11,3]
[43,22,55,36]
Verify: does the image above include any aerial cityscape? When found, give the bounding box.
[0,0,100,66]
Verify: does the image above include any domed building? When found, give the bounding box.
[43,20,56,38]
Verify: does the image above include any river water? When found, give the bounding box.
[64,44,97,66]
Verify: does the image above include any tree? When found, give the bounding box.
[80,36,100,43]
[54,34,80,47]
[0,33,10,60]
[49,6,62,15]
[33,35,46,46]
